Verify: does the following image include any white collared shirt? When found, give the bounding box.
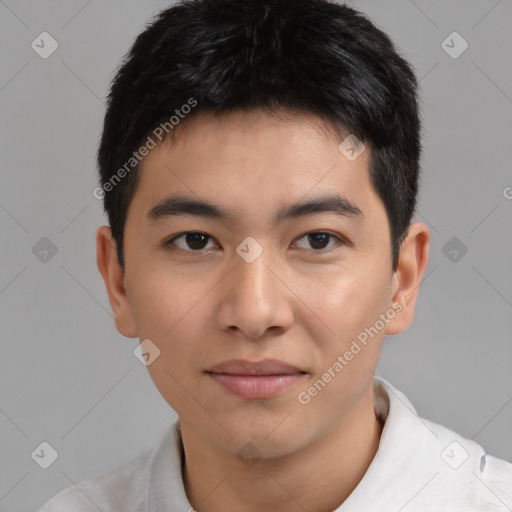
[38,376,512,511]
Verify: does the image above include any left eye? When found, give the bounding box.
[165,231,343,252]
[294,231,342,251]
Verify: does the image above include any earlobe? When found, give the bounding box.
[96,226,138,338]
[384,222,430,336]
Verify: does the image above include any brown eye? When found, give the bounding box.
[294,231,343,251]
[165,232,216,252]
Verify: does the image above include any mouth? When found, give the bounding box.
[205,359,307,400]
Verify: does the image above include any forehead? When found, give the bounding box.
[130,109,383,230]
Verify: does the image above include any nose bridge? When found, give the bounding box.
[217,240,293,337]
[232,242,276,305]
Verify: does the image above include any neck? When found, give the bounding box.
[180,387,384,512]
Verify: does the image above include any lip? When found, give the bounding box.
[206,359,306,400]
[207,358,304,375]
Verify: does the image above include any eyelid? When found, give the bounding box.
[163,230,349,252]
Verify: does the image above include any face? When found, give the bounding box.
[98,109,429,458]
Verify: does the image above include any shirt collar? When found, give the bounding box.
[336,375,435,510]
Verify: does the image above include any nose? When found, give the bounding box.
[216,247,295,340]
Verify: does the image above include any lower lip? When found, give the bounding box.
[207,373,305,400]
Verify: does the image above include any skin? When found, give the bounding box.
[97,109,430,512]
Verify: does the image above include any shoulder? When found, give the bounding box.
[481,453,512,505]
[37,449,153,512]
[421,417,512,511]
[373,377,512,511]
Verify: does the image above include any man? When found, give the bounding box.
[39,0,512,510]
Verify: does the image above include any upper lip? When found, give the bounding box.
[207,359,305,376]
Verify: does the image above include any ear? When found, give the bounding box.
[96,225,138,338]
[384,222,430,335]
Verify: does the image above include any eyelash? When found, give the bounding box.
[163,230,347,253]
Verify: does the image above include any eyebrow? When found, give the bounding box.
[146,193,364,225]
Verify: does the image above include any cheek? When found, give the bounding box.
[293,271,389,422]
[128,265,205,336]
[128,267,219,376]
[320,271,374,320]
[308,267,391,354]
[134,269,213,410]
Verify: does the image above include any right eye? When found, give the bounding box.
[163,231,218,252]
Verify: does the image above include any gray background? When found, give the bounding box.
[0,1,511,510]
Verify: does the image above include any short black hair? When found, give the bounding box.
[97,0,422,273]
